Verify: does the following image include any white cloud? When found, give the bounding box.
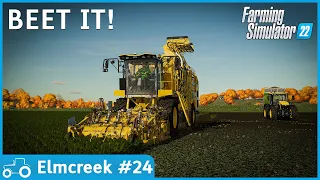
[52,81,66,85]
[69,90,81,94]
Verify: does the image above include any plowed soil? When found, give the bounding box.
[145,113,317,177]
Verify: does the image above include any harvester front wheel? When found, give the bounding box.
[159,98,174,120]
[158,98,179,137]
[269,106,278,121]
[290,105,298,121]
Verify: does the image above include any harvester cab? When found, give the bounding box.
[67,36,199,144]
[263,87,298,121]
[104,54,160,98]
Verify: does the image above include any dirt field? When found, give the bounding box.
[145,112,317,177]
[3,111,317,177]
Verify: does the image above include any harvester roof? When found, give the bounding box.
[264,87,286,94]
[167,36,189,39]
[119,53,158,60]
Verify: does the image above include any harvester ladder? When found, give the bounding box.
[176,91,191,126]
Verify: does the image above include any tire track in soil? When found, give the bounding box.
[144,112,317,177]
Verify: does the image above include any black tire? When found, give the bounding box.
[290,105,299,121]
[113,98,126,111]
[269,106,278,121]
[158,98,174,120]
[263,105,270,119]
[112,98,135,112]
[169,105,179,137]
[189,105,196,130]
[158,98,179,137]
[179,110,186,125]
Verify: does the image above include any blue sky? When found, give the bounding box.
[3,3,318,101]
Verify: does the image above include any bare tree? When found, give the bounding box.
[56,94,64,101]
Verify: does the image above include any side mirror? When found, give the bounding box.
[103,58,124,73]
[103,59,109,72]
[118,60,124,73]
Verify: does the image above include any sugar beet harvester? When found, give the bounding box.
[67,36,200,143]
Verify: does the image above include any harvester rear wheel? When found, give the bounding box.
[189,106,196,130]
[169,106,179,137]
[290,105,298,121]
[269,106,278,121]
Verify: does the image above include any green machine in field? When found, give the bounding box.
[263,87,298,121]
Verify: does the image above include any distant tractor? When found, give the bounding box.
[263,87,298,121]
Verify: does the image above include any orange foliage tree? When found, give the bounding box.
[236,90,246,100]
[200,93,218,106]
[2,85,318,109]
[12,88,30,109]
[224,95,234,105]
[43,94,57,108]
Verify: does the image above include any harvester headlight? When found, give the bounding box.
[141,117,145,127]
[117,111,121,122]
[127,109,131,117]
[106,111,111,122]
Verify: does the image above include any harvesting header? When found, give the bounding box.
[242,6,298,40]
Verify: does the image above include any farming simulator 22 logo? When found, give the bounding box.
[242,6,313,40]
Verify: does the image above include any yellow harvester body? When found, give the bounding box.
[67,36,199,143]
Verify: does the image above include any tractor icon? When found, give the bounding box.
[2,158,31,179]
